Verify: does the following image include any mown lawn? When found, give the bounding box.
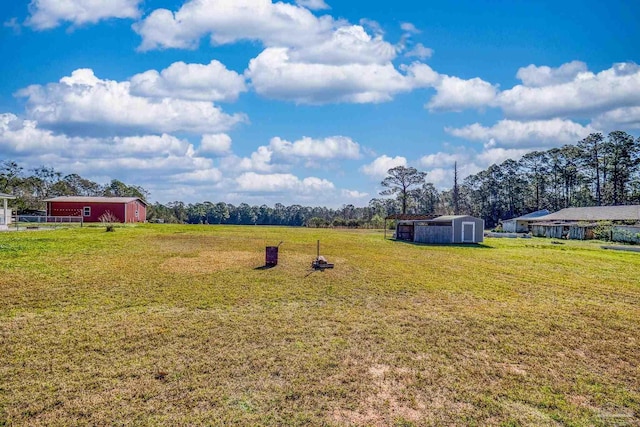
[1,224,638,426]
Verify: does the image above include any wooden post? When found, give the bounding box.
[384,219,387,239]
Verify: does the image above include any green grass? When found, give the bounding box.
[1,225,638,426]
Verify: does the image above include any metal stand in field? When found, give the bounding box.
[311,240,334,271]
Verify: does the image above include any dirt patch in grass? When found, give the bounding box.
[331,363,427,426]
[500,401,562,426]
[160,250,260,273]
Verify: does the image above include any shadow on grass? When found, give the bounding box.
[389,239,493,249]
[254,264,277,270]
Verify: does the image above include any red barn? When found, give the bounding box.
[44,196,147,223]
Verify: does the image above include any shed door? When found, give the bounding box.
[462,222,475,243]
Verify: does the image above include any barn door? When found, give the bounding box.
[462,222,475,243]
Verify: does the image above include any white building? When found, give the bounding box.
[0,193,16,230]
[500,209,549,233]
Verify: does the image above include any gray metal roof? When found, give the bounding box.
[517,209,550,220]
[502,209,550,222]
[432,215,478,221]
[43,196,147,206]
[385,214,439,220]
[533,205,640,222]
[397,215,482,224]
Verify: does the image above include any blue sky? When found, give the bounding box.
[1,0,639,206]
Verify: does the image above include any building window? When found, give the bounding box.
[135,209,139,219]
[83,206,91,217]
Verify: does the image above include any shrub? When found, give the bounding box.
[98,210,119,232]
[592,221,613,241]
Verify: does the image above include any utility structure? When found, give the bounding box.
[265,241,283,267]
[311,240,334,270]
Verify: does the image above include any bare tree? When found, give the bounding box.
[453,161,459,215]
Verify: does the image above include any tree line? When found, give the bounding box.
[375,131,640,227]
[1,130,638,227]
[453,130,640,226]
[147,201,391,228]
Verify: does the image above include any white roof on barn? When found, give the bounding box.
[43,196,147,206]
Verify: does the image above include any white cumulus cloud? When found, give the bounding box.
[199,134,232,156]
[269,135,360,160]
[172,168,223,183]
[134,0,438,105]
[360,155,407,178]
[427,75,499,111]
[446,119,597,148]
[27,0,142,30]
[516,60,588,87]
[221,146,275,173]
[419,61,640,122]
[0,113,77,154]
[419,152,463,168]
[295,0,330,10]
[130,60,247,102]
[591,106,640,130]
[497,62,640,119]
[111,134,194,157]
[289,25,396,65]
[247,48,432,104]
[235,172,334,193]
[224,135,360,173]
[0,113,222,192]
[16,68,245,136]
[133,0,335,51]
[341,189,369,198]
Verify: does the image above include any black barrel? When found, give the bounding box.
[265,246,279,266]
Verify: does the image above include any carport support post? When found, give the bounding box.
[384,218,387,239]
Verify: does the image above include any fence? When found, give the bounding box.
[13,215,83,230]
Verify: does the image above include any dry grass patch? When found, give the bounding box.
[1,225,639,425]
[332,363,425,426]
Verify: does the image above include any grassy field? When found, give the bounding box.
[1,224,638,426]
